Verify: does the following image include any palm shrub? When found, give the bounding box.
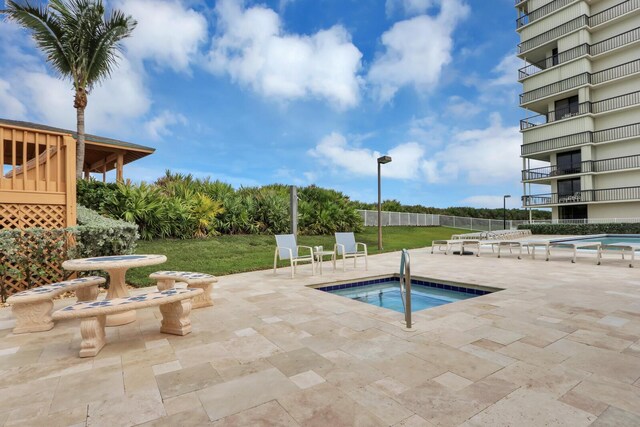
[299,186,363,234]
[77,179,118,210]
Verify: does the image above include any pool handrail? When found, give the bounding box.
[399,249,412,329]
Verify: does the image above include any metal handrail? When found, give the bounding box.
[399,249,412,329]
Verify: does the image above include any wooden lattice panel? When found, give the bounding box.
[0,203,66,229]
[1,230,70,299]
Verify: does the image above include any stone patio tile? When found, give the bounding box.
[256,322,312,351]
[213,358,274,382]
[345,384,414,425]
[598,315,630,328]
[145,338,170,350]
[51,365,124,412]
[162,391,203,416]
[371,377,411,396]
[262,316,283,324]
[466,325,525,345]
[432,371,474,391]
[137,404,211,426]
[267,347,333,377]
[93,356,122,369]
[462,388,596,426]
[87,390,165,427]
[222,334,282,363]
[497,341,568,368]
[198,367,298,421]
[5,405,87,427]
[156,362,223,399]
[459,343,516,367]
[292,394,387,427]
[567,329,633,351]
[289,370,326,389]
[559,390,610,417]
[321,360,386,391]
[561,346,640,384]
[152,360,182,376]
[471,338,504,351]
[211,400,299,426]
[234,327,257,337]
[591,406,640,426]
[392,414,435,426]
[0,346,19,356]
[0,348,43,369]
[410,342,503,382]
[119,343,175,370]
[571,375,640,415]
[277,381,348,421]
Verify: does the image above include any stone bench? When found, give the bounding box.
[7,276,105,334]
[52,288,203,357]
[149,271,217,309]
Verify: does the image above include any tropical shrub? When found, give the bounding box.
[518,223,640,235]
[77,179,118,211]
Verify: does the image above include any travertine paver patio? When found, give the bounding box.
[1,243,640,426]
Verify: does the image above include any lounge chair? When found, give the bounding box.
[549,240,601,263]
[274,234,315,278]
[597,243,640,268]
[334,232,368,271]
[432,239,479,255]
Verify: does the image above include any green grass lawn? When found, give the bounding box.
[128,226,465,287]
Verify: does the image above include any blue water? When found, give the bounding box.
[555,235,640,246]
[328,280,476,313]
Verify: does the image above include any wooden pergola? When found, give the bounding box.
[1,118,155,229]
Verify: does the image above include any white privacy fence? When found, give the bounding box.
[357,210,527,231]
[358,210,640,230]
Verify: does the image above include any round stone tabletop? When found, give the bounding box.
[62,254,167,271]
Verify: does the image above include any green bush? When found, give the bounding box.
[518,223,640,235]
[0,207,138,301]
[71,205,139,258]
[77,179,118,211]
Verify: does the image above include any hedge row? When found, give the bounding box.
[0,206,138,301]
[518,223,640,235]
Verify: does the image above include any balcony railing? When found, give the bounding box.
[520,90,640,129]
[517,0,577,28]
[519,26,640,78]
[522,153,640,180]
[521,122,640,155]
[520,59,640,104]
[518,0,640,54]
[522,185,640,206]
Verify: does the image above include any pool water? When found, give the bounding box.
[555,235,640,246]
[316,278,491,313]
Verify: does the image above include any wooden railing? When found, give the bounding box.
[0,123,77,229]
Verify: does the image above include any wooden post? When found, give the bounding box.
[64,136,77,227]
[116,153,124,182]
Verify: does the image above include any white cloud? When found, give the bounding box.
[116,0,208,72]
[385,0,435,17]
[368,0,469,103]
[460,195,521,209]
[207,0,363,109]
[489,52,522,87]
[428,113,521,184]
[445,96,482,118]
[308,132,425,180]
[310,113,521,186]
[145,110,188,140]
[0,79,27,119]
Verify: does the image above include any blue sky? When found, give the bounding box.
[0,0,530,208]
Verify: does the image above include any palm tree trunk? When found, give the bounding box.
[76,106,85,179]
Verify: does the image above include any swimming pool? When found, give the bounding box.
[314,276,499,313]
[554,234,640,246]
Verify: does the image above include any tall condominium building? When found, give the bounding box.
[516,0,640,221]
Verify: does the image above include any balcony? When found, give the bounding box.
[516,0,578,28]
[518,0,640,54]
[520,90,640,130]
[521,122,640,156]
[520,59,640,105]
[522,153,640,180]
[519,26,640,79]
[523,185,640,206]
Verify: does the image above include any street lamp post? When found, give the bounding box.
[503,194,511,230]
[377,155,392,251]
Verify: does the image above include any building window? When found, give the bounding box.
[559,205,587,220]
[556,150,581,175]
[551,47,559,66]
[554,95,579,121]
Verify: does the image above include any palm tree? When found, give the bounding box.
[4,0,136,178]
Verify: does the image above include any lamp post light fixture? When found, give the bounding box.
[377,155,392,251]
[503,194,511,230]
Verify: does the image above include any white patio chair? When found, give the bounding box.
[273,234,315,278]
[334,232,368,271]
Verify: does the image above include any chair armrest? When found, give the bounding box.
[335,243,346,255]
[276,246,294,259]
[356,242,367,254]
